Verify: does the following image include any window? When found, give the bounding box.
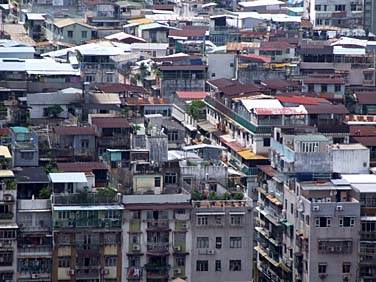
[106,74,113,83]
[290,203,294,214]
[105,256,117,267]
[211,73,216,77]
[323,5,327,11]
[263,138,270,147]
[315,217,331,227]
[321,84,328,92]
[315,4,321,11]
[154,177,161,188]
[229,260,241,271]
[59,211,69,219]
[81,31,88,38]
[197,237,209,248]
[164,173,177,184]
[197,216,208,226]
[316,19,322,26]
[21,152,33,160]
[318,240,352,254]
[81,139,89,148]
[335,84,341,92]
[176,256,185,267]
[230,215,243,225]
[339,217,355,227]
[229,237,242,248]
[58,256,70,268]
[343,262,351,273]
[196,260,208,271]
[215,237,222,249]
[0,252,13,266]
[215,260,221,271]
[308,84,314,92]
[335,4,346,11]
[131,211,141,220]
[105,210,119,219]
[67,30,73,38]
[318,263,327,274]
[215,216,223,225]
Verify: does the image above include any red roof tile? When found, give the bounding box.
[92,117,130,128]
[124,97,171,105]
[169,26,208,38]
[57,162,107,172]
[207,78,242,90]
[176,91,208,99]
[254,106,307,116]
[355,92,376,105]
[350,126,376,137]
[97,83,148,95]
[238,54,271,63]
[54,126,96,136]
[352,136,376,147]
[304,104,349,114]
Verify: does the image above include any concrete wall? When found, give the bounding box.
[191,207,253,282]
[332,147,370,174]
[207,53,236,80]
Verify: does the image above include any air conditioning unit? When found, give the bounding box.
[174,268,182,274]
[68,269,75,275]
[132,244,141,251]
[101,268,109,275]
[3,195,12,202]
[312,206,320,211]
[207,249,215,255]
[336,205,344,211]
[31,274,40,279]
[174,246,182,251]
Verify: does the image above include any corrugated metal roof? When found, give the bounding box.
[0,146,11,158]
[294,135,329,142]
[53,205,124,211]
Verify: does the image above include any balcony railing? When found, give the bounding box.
[146,219,170,230]
[144,264,170,279]
[18,245,52,254]
[126,267,143,279]
[147,242,169,254]
[76,266,100,278]
[52,193,119,205]
[0,212,13,220]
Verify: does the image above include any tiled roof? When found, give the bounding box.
[350,126,376,137]
[176,91,208,99]
[55,126,96,136]
[353,136,376,147]
[123,97,171,105]
[57,162,107,172]
[207,78,242,90]
[355,92,376,105]
[238,54,271,63]
[169,26,208,38]
[260,41,293,51]
[97,83,148,95]
[276,96,330,105]
[222,83,262,97]
[304,104,349,114]
[92,117,130,128]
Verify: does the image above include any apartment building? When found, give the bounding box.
[191,199,253,282]
[305,0,363,28]
[50,173,123,282]
[0,147,17,282]
[364,0,376,34]
[122,194,192,282]
[17,199,52,282]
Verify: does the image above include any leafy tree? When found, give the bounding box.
[38,186,51,199]
[46,105,64,118]
[97,186,118,197]
[4,179,16,190]
[188,100,206,120]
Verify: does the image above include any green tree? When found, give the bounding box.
[188,100,206,120]
[97,186,118,197]
[46,105,64,118]
[38,186,51,199]
[4,179,16,190]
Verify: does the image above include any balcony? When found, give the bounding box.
[126,267,143,280]
[361,231,376,241]
[147,242,170,255]
[18,245,52,256]
[52,193,119,205]
[144,264,170,279]
[76,266,100,279]
[0,212,13,220]
[53,218,121,229]
[146,219,170,231]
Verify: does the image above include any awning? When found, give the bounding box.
[0,170,14,177]
[0,223,18,229]
[53,205,124,211]
[279,218,293,227]
[196,212,225,216]
[266,194,282,206]
[361,216,376,221]
[257,165,277,177]
[197,121,217,133]
[238,150,267,160]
